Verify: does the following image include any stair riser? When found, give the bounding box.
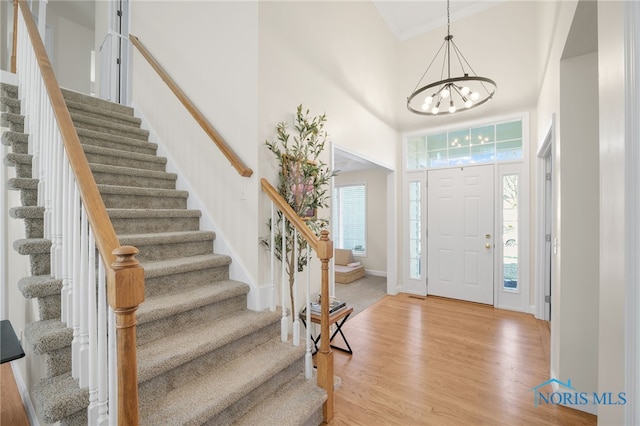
[45,347,72,378]
[138,321,282,410]
[38,294,61,321]
[0,85,18,99]
[23,218,44,239]
[27,253,50,276]
[101,193,187,209]
[12,162,32,179]
[111,216,200,234]
[79,135,157,156]
[204,358,306,426]
[1,98,21,114]
[60,407,87,426]
[85,151,166,172]
[144,265,230,299]
[137,294,246,347]
[93,171,176,190]
[1,113,24,132]
[125,239,214,263]
[72,120,148,141]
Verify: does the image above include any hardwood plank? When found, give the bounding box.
[328,294,597,425]
[0,363,29,426]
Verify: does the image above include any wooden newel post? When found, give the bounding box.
[11,0,18,73]
[315,230,334,423]
[108,246,145,426]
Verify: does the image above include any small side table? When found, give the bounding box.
[300,305,353,355]
[1,320,25,364]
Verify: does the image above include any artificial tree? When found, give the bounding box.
[262,105,334,315]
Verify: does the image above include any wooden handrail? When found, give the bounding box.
[260,177,334,422]
[129,34,253,178]
[17,2,144,424]
[11,0,17,73]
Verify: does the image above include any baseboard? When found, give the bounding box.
[0,70,18,85]
[11,362,40,426]
[364,269,386,277]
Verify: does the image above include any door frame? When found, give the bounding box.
[535,115,554,320]
[401,112,530,311]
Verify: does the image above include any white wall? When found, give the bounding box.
[334,168,388,275]
[129,1,260,304]
[258,1,400,301]
[47,8,93,94]
[597,2,627,424]
[558,51,599,404]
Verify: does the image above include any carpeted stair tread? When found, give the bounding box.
[90,163,177,182]
[10,206,45,219]
[32,372,88,424]
[65,98,141,126]
[119,230,214,246]
[76,127,157,155]
[98,184,187,198]
[0,83,18,97]
[61,87,134,116]
[137,279,248,325]
[139,336,305,425]
[13,238,51,255]
[1,96,21,114]
[25,319,73,354]
[1,111,24,128]
[19,275,62,298]
[108,208,201,220]
[2,130,29,152]
[8,177,37,190]
[142,253,232,279]
[5,152,31,166]
[70,112,149,140]
[137,308,279,383]
[234,374,326,426]
[83,143,167,170]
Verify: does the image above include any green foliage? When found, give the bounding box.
[261,105,335,311]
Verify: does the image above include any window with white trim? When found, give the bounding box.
[332,184,366,255]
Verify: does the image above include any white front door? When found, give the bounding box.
[427,165,494,304]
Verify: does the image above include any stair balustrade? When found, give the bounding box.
[15,2,143,424]
[261,178,335,423]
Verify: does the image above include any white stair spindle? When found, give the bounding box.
[108,307,117,424]
[71,181,81,378]
[305,248,312,379]
[281,215,288,342]
[270,202,276,312]
[97,260,109,426]
[78,205,90,387]
[87,229,99,424]
[292,229,300,347]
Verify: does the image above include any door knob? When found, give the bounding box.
[485,243,492,249]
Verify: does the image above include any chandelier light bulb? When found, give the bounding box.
[464,97,473,108]
[460,86,470,96]
[441,87,450,99]
[449,100,456,114]
[421,103,430,111]
[471,91,480,101]
[425,95,433,105]
[432,101,441,115]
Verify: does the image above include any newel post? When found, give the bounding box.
[315,230,334,422]
[108,246,145,426]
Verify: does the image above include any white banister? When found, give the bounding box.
[16,8,118,422]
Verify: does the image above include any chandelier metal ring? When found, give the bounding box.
[407,76,497,116]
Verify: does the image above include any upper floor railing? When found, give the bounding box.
[260,178,335,422]
[14,1,143,424]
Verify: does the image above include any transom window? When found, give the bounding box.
[406,119,523,170]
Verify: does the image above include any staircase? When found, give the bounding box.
[1,83,326,425]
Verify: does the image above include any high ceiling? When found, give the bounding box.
[373,1,504,41]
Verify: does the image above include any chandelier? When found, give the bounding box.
[407,0,497,116]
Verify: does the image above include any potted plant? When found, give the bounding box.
[261,105,334,315]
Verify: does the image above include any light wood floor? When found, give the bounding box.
[328,294,597,426]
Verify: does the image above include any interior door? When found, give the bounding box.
[427,165,494,304]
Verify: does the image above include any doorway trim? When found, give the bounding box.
[535,115,555,320]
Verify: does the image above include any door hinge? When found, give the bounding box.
[545,234,552,242]
[117,10,123,17]
[545,295,551,303]
[546,172,552,181]
[116,58,120,65]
